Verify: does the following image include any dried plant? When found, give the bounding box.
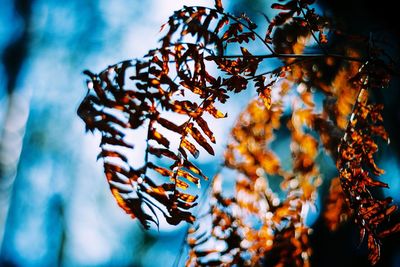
[77,0,399,265]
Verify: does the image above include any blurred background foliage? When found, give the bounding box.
[0,0,398,266]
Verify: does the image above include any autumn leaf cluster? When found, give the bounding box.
[77,0,399,265]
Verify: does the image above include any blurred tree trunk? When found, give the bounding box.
[0,0,32,248]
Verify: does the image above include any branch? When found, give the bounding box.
[206,53,365,62]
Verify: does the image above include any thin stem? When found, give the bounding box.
[140,61,155,178]
[207,53,364,62]
[142,119,154,176]
[246,57,314,81]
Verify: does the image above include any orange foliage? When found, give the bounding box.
[77,0,399,265]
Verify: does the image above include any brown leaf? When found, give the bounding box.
[149,78,160,87]
[148,162,172,177]
[180,80,205,96]
[125,198,158,229]
[181,138,200,158]
[157,117,182,133]
[103,163,132,179]
[177,169,200,185]
[363,175,388,188]
[222,23,243,41]
[271,0,297,10]
[379,223,400,239]
[214,16,229,34]
[148,147,179,160]
[177,192,198,203]
[227,32,256,44]
[367,235,380,265]
[101,136,134,148]
[187,123,215,155]
[215,0,223,11]
[195,116,216,143]
[182,160,208,180]
[166,208,195,225]
[171,100,198,115]
[319,32,328,44]
[240,46,251,56]
[226,75,248,92]
[97,150,128,162]
[150,129,170,148]
[260,87,272,109]
[265,11,295,40]
[111,188,134,217]
[175,178,189,190]
[205,103,226,118]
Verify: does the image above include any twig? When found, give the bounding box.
[206,53,364,62]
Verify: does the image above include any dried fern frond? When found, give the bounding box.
[77,0,399,265]
[76,0,289,229]
[336,62,400,265]
[77,0,274,228]
[77,50,225,228]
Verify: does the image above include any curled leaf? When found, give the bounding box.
[187,123,215,155]
[181,138,200,158]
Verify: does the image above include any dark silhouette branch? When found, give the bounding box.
[206,53,365,62]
